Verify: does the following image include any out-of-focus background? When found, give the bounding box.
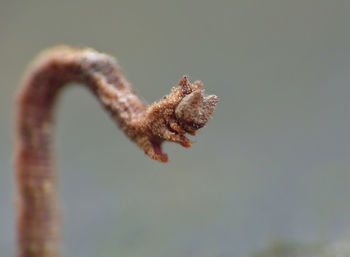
[1,0,350,256]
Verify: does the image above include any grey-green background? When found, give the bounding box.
[1,0,350,256]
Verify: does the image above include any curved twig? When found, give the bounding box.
[14,45,217,257]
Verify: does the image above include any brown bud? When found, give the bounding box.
[175,89,218,134]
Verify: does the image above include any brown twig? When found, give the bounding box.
[14,45,218,257]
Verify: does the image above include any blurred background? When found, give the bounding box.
[1,0,350,256]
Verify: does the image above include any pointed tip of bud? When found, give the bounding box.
[192,80,203,90]
[178,75,191,95]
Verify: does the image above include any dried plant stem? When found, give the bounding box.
[14,45,217,257]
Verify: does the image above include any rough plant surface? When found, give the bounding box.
[14,45,218,257]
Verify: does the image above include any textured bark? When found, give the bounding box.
[14,45,217,257]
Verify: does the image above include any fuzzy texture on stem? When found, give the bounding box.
[14,45,217,257]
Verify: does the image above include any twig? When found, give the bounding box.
[14,45,217,257]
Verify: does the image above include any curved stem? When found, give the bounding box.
[14,45,217,257]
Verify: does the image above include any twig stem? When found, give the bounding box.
[14,46,217,257]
